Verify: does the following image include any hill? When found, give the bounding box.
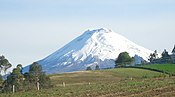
[1,68,175,97]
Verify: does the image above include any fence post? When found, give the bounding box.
[37,82,40,91]
[63,82,65,87]
[12,85,15,93]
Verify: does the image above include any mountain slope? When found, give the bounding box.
[24,28,152,74]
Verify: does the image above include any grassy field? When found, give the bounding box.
[1,68,175,97]
[142,64,175,74]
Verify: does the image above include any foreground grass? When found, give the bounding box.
[142,64,175,74]
[1,68,174,97]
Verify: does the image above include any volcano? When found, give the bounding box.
[24,28,152,74]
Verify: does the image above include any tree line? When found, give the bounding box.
[86,65,100,71]
[114,45,175,67]
[148,45,175,64]
[0,56,52,93]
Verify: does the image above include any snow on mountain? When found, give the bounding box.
[24,28,153,74]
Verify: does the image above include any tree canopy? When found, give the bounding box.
[0,55,12,75]
[161,49,170,58]
[95,65,100,70]
[115,52,134,67]
[161,49,172,63]
[148,50,158,63]
[86,66,92,71]
[2,62,52,93]
[2,65,24,92]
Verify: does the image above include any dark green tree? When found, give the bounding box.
[16,64,22,68]
[28,62,42,82]
[29,62,42,74]
[95,65,100,70]
[2,65,24,92]
[2,62,51,92]
[153,50,158,59]
[148,50,158,63]
[115,52,134,67]
[162,49,169,58]
[39,72,52,89]
[161,49,172,63]
[0,56,5,73]
[24,62,52,90]
[86,66,92,71]
[0,55,12,76]
[148,53,154,63]
[23,72,32,90]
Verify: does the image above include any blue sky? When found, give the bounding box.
[0,0,175,67]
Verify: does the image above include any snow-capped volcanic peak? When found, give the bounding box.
[85,28,112,34]
[70,28,151,60]
[24,28,152,74]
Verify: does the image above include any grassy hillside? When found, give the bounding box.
[1,68,175,97]
[142,64,175,74]
[51,68,167,85]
